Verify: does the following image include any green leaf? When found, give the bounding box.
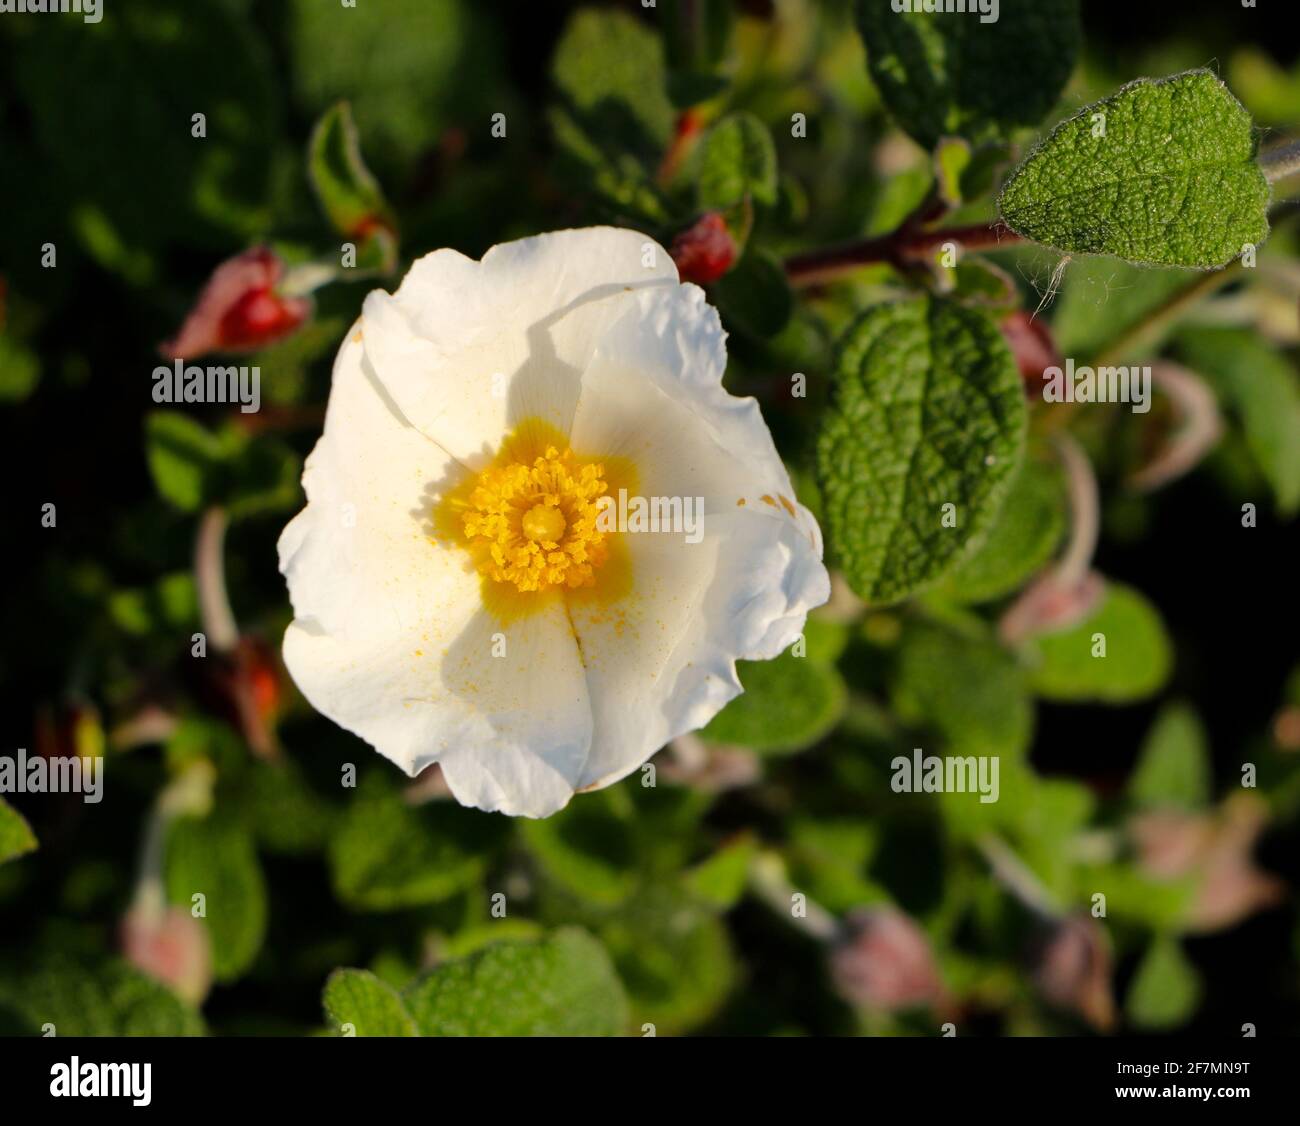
[1173,326,1300,514]
[144,413,302,519]
[329,772,497,911]
[289,0,471,169]
[308,102,394,237]
[662,0,735,95]
[890,619,1033,759]
[855,0,1081,149]
[934,137,972,207]
[1129,703,1212,810]
[700,646,846,754]
[0,956,204,1037]
[108,573,198,637]
[165,812,267,983]
[322,969,417,1037]
[144,411,226,513]
[0,798,37,864]
[802,616,851,666]
[598,892,735,1034]
[944,257,1018,310]
[521,790,641,907]
[551,9,674,164]
[936,451,1067,603]
[223,432,303,521]
[696,112,778,212]
[959,141,1013,202]
[683,835,757,911]
[1125,935,1202,1030]
[710,248,793,338]
[999,70,1269,268]
[816,296,1027,604]
[403,929,628,1036]
[784,820,884,915]
[549,107,673,224]
[864,162,932,236]
[1024,583,1172,702]
[245,760,337,856]
[1080,863,1195,932]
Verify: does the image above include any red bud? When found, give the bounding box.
[829,906,945,1013]
[121,901,213,1007]
[1033,915,1116,1031]
[160,247,310,360]
[670,213,737,285]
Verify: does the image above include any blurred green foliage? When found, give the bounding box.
[1,0,1298,1038]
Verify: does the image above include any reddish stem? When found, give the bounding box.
[784,220,1021,287]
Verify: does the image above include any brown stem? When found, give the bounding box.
[785,221,1021,287]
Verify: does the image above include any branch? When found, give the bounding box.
[784,220,1021,287]
[1261,138,1300,184]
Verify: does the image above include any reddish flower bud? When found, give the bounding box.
[998,569,1106,645]
[160,247,310,360]
[1129,795,1285,934]
[121,901,213,1007]
[670,213,737,285]
[1032,915,1116,1031]
[829,906,945,1013]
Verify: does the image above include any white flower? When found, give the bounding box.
[278,228,829,817]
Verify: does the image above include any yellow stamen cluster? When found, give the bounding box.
[462,445,610,593]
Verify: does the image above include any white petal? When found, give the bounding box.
[283,599,591,819]
[359,227,679,465]
[569,282,823,551]
[571,510,829,793]
[279,324,593,818]
[277,324,469,644]
[562,285,830,791]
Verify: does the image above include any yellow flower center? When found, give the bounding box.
[461,444,610,593]
[522,503,567,543]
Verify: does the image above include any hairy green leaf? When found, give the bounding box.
[0,956,205,1037]
[936,452,1067,603]
[817,296,1027,604]
[323,968,417,1037]
[856,0,1080,148]
[683,835,757,911]
[403,929,628,1036]
[1000,70,1269,268]
[329,773,497,911]
[697,112,778,211]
